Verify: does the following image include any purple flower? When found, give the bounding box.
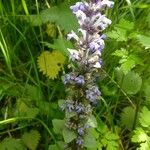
[70,2,86,13]
[63,73,76,84]
[76,136,84,145]
[77,127,85,135]
[68,49,81,61]
[76,103,85,113]
[66,100,74,112]
[86,86,101,102]
[75,75,85,85]
[89,38,105,52]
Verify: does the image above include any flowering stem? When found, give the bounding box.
[62,0,114,149]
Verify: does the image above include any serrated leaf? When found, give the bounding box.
[120,106,136,129]
[139,107,150,128]
[121,71,142,94]
[132,128,148,143]
[63,127,76,143]
[46,23,57,38]
[107,28,127,41]
[0,138,26,150]
[136,34,150,49]
[132,128,150,150]
[43,38,72,56]
[37,51,65,79]
[17,100,39,118]
[105,132,119,141]
[112,48,128,57]
[116,19,134,31]
[52,119,65,134]
[120,57,136,75]
[22,130,41,150]
[28,2,79,32]
[25,84,43,101]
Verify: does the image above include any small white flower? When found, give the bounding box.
[67,30,79,41]
[93,61,102,68]
[88,55,99,64]
[101,0,114,8]
[67,48,81,61]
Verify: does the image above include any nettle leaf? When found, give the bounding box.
[25,84,43,101]
[28,2,79,33]
[121,71,142,95]
[120,57,136,75]
[52,119,65,134]
[37,51,66,79]
[132,128,150,150]
[112,48,128,57]
[113,49,142,74]
[0,138,26,150]
[46,23,57,38]
[116,19,134,31]
[17,100,39,118]
[136,34,150,49]
[139,107,150,128]
[120,106,136,129]
[106,141,119,150]
[63,127,76,143]
[107,28,127,41]
[22,130,41,150]
[43,38,72,56]
[107,19,134,42]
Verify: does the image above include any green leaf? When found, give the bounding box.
[62,127,76,143]
[112,48,128,57]
[136,34,150,49]
[105,132,119,141]
[144,85,150,104]
[0,138,26,150]
[48,141,64,150]
[132,127,148,143]
[106,141,119,150]
[22,130,41,150]
[84,130,97,148]
[17,100,39,118]
[116,19,134,31]
[87,115,98,128]
[25,84,43,101]
[52,119,65,134]
[120,106,136,129]
[107,28,127,42]
[121,71,142,95]
[132,127,150,150]
[120,57,136,75]
[42,38,73,56]
[139,107,150,128]
[28,2,79,33]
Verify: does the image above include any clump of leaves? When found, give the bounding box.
[0,137,26,150]
[132,107,150,150]
[22,130,41,150]
[37,51,66,79]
